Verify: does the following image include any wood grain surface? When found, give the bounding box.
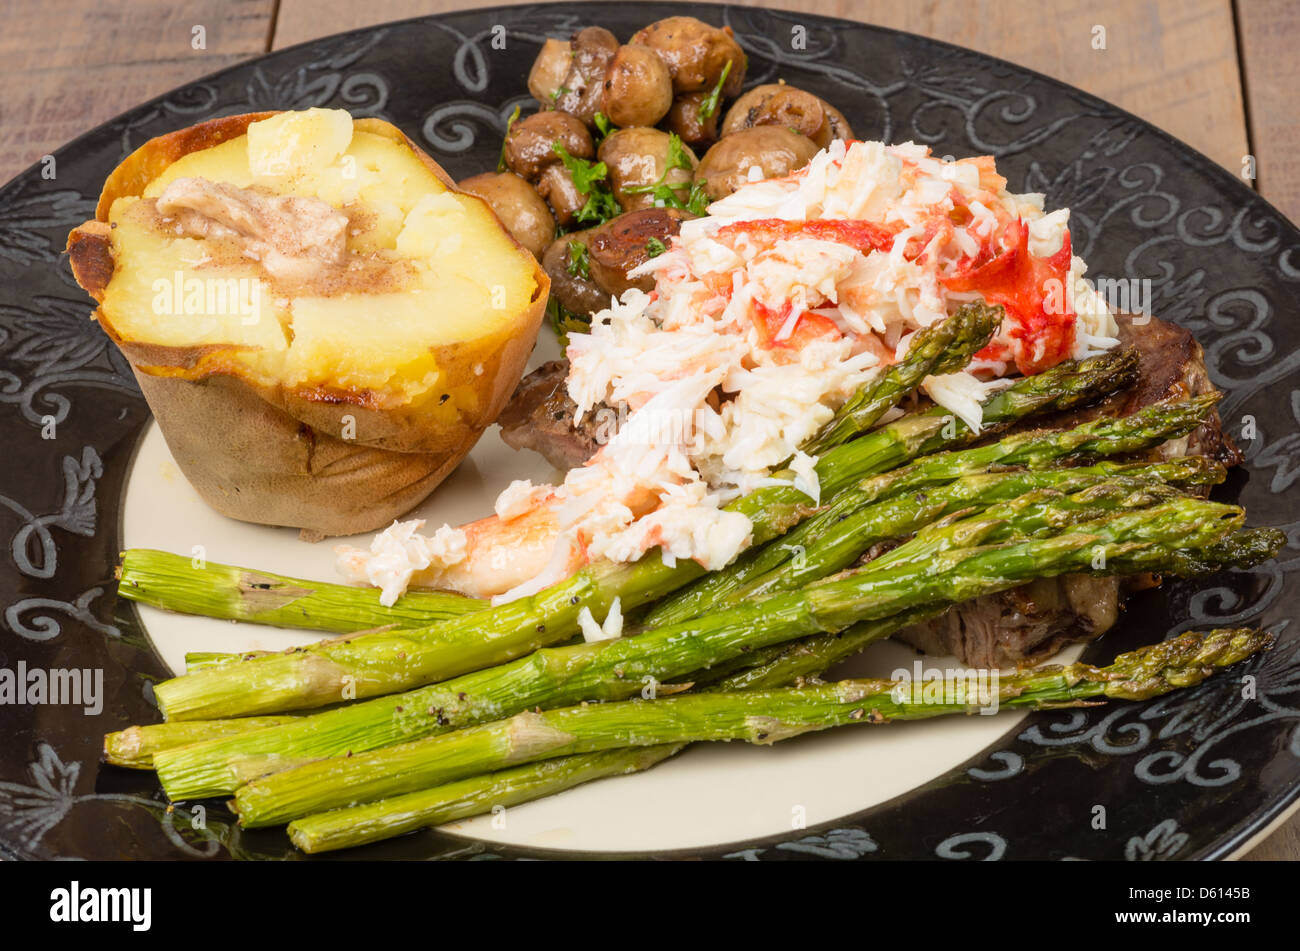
[0,0,1294,859]
[0,1,275,181]
[271,0,1252,174]
[1237,0,1300,221]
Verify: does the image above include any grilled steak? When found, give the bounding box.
[1036,313,1242,468]
[893,313,1241,667]
[498,313,1238,667]
[897,575,1124,668]
[497,360,605,470]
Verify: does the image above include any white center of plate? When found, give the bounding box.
[121,349,1039,854]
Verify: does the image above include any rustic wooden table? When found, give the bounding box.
[1,0,1295,860]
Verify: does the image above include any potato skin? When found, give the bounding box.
[66,112,550,536]
[601,44,673,128]
[132,370,466,537]
[598,127,697,212]
[694,126,819,200]
[721,83,854,148]
[458,171,555,258]
[630,17,746,95]
[65,221,115,299]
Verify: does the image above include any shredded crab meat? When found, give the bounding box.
[335,520,467,607]
[338,139,1119,603]
[578,597,624,643]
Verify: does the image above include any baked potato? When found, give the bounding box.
[66,108,548,536]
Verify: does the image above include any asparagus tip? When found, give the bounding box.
[1103,627,1272,701]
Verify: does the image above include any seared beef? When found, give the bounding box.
[898,575,1124,668]
[497,361,605,470]
[1036,314,1242,468]
[894,314,1241,667]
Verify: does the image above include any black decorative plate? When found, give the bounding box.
[2,2,1298,861]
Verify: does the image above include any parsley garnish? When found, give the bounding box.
[550,85,572,103]
[547,296,591,345]
[497,104,522,173]
[621,133,697,208]
[566,241,590,279]
[552,142,607,194]
[684,180,711,216]
[593,111,614,144]
[645,237,667,258]
[621,139,710,217]
[575,189,622,226]
[622,181,690,207]
[552,141,623,226]
[664,133,695,174]
[696,60,733,121]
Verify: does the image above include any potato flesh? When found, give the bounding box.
[100,111,538,404]
[246,107,353,177]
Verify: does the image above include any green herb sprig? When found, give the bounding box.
[696,60,733,121]
[496,104,522,173]
[621,133,700,210]
[552,141,622,226]
[546,296,592,345]
[566,241,590,279]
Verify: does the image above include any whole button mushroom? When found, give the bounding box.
[553,27,620,126]
[694,126,819,201]
[601,45,674,128]
[527,38,572,105]
[542,231,610,317]
[536,163,589,228]
[598,128,698,212]
[721,83,854,149]
[457,172,556,259]
[584,207,693,297]
[630,16,746,95]
[501,111,594,181]
[663,91,722,149]
[500,112,598,226]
